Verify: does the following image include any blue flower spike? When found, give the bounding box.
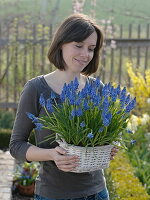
[76,108,83,117]
[51,91,56,99]
[74,77,79,90]
[94,77,101,87]
[125,97,136,113]
[34,123,43,131]
[39,93,45,107]
[130,140,136,144]
[127,129,133,134]
[80,121,86,128]
[99,127,104,132]
[46,99,54,112]
[87,132,94,139]
[26,112,38,122]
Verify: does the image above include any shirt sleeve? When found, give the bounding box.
[9,80,39,161]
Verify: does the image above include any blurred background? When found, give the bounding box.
[1,0,150,26]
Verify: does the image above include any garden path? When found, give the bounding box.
[0,150,15,200]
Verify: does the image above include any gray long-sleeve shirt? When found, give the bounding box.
[9,75,106,199]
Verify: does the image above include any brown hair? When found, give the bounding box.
[48,13,103,76]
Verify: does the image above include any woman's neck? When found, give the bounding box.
[53,69,85,84]
[44,70,88,95]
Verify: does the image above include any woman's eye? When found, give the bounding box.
[76,45,82,48]
[75,44,95,52]
[89,49,94,51]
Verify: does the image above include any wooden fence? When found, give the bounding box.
[0,22,150,109]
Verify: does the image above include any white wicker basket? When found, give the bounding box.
[57,140,114,173]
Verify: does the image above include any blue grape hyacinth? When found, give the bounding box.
[27,77,136,148]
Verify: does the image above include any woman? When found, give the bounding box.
[10,13,118,200]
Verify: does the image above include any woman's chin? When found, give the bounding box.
[66,68,84,74]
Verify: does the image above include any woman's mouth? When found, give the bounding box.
[74,58,88,66]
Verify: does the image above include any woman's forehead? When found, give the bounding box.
[80,31,97,45]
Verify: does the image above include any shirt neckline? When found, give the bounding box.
[41,75,60,97]
[41,75,90,97]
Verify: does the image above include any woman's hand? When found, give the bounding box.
[50,146,79,172]
[110,147,119,160]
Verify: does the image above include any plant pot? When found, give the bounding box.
[57,140,114,173]
[18,182,35,196]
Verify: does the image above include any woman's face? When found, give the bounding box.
[61,31,97,73]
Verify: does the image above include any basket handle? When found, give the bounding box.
[56,133,66,144]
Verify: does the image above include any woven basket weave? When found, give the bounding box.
[57,140,114,173]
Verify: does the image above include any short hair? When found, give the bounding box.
[48,13,103,76]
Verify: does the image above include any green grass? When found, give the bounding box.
[0,0,150,28]
[85,0,150,24]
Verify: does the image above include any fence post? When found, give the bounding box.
[127,24,133,87]
[118,24,123,84]
[145,24,150,70]
[32,23,36,77]
[14,19,19,105]
[41,24,45,74]
[6,23,10,104]
[23,22,27,85]
[48,23,53,72]
[137,24,141,67]
[0,23,2,100]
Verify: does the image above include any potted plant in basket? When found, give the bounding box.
[13,162,39,196]
[27,78,136,173]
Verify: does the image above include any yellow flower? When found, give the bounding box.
[126,62,150,110]
[127,115,139,132]
[141,114,150,125]
[107,151,150,199]
[127,113,150,130]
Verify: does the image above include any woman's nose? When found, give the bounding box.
[80,48,89,58]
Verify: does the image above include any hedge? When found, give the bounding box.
[0,129,35,150]
[106,151,150,200]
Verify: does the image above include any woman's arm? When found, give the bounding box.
[9,79,79,171]
[9,80,38,161]
[26,145,79,172]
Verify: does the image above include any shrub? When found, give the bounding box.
[0,129,36,150]
[0,111,15,129]
[106,151,150,200]
[124,123,150,194]
[0,129,12,150]
[126,62,150,115]
[125,63,150,194]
